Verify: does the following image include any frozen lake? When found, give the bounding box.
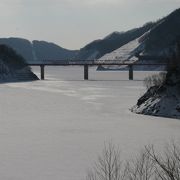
[1,66,180,180]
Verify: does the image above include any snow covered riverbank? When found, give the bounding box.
[131,85,180,119]
[1,67,180,180]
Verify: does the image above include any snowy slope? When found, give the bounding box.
[97,30,166,71]
[97,36,143,70]
[98,37,141,61]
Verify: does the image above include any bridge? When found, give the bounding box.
[28,60,167,80]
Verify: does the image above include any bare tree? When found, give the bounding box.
[86,143,122,180]
[86,142,180,180]
[124,148,155,180]
[145,142,180,180]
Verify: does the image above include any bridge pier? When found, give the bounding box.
[129,65,133,80]
[84,65,89,80]
[40,65,45,80]
[27,61,166,81]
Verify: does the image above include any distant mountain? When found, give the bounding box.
[74,22,156,60]
[1,8,180,64]
[144,8,180,56]
[33,40,78,61]
[0,38,78,62]
[0,45,38,82]
[124,8,180,58]
[97,8,180,70]
[0,38,34,62]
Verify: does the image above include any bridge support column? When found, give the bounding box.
[40,65,45,80]
[84,65,89,80]
[129,65,133,80]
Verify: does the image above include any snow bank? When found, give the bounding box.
[131,85,180,119]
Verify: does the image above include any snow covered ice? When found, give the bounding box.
[1,66,180,180]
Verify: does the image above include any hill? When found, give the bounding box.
[74,22,155,60]
[33,40,78,61]
[0,45,38,82]
[0,38,78,62]
[97,8,180,70]
[0,38,34,62]
[144,8,180,56]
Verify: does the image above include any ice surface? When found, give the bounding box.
[1,66,180,180]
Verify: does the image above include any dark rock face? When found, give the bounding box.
[144,8,180,56]
[137,86,164,106]
[0,45,38,82]
[165,42,180,86]
[0,38,34,62]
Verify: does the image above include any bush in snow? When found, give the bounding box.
[144,72,166,89]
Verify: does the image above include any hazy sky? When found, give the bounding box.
[1,0,180,49]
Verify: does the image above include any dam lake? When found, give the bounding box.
[0,66,180,180]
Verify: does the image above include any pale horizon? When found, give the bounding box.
[0,0,180,50]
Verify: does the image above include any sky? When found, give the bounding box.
[0,0,180,50]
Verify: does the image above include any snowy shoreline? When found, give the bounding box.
[131,85,180,119]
